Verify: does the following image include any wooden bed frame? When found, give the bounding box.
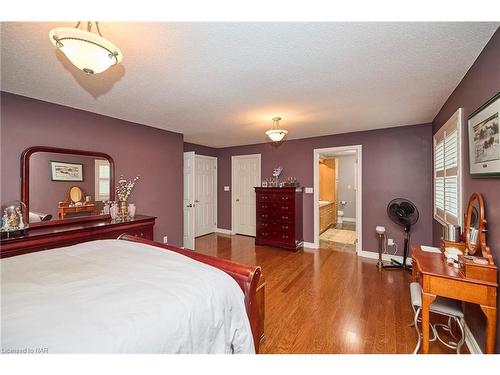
[118,234,263,353]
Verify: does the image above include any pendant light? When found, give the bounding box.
[265,117,288,143]
[49,22,123,75]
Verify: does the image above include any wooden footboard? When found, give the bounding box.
[118,235,263,353]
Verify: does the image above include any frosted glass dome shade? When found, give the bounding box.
[49,27,123,75]
[265,129,288,142]
[265,117,288,142]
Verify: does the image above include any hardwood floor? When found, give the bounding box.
[195,233,468,354]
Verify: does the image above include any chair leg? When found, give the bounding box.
[413,307,422,354]
[455,318,465,354]
[433,316,465,353]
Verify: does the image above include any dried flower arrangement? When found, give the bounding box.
[116,175,140,202]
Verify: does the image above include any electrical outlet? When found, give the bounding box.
[163,236,168,244]
[387,238,394,246]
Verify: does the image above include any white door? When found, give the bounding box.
[183,152,195,249]
[232,154,261,236]
[195,155,217,237]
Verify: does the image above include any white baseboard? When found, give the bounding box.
[463,320,482,354]
[357,249,411,266]
[303,241,318,249]
[215,228,233,235]
[341,217,356,223]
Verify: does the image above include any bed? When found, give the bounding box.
[1,235,262,354]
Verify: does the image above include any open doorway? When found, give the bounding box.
[313,145,362,253]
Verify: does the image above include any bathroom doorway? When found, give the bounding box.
[313,145,362,253]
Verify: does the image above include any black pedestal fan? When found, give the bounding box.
[385,198,419,271]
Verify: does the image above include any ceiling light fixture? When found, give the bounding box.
[265,117,288,143]
[49,22,123,75]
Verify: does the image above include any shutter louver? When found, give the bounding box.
[435,177,445,211]
[433,109,462,226]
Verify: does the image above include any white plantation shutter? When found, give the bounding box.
[434,109,462,226]
[95,159,111,201]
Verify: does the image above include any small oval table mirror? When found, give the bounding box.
[70,186,83,203]
[463,192,493,263]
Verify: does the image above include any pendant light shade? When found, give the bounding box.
[265,117,288,142]
[49,22,123,75]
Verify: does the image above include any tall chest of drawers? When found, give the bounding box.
[254,187,303,251]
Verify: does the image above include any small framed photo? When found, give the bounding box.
[50,161,84,181]
[467,92,500,177]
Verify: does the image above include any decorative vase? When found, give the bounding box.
[119,200,128,219]
[128,203,136,218]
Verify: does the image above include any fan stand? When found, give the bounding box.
[376,225,412,271]
[388,225,412,271]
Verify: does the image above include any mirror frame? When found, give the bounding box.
[21,146,115,228]
[463,192,490,258]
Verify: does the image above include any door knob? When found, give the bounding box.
[186,204,193,208]
[195,200,200,203]
[236,198,240,202]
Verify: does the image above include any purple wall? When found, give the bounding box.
[432,28,500,353]
[1,92,184,246]
[215,123,433,253]
[29,152,99,219]
[184,142,218,157]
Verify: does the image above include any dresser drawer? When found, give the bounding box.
[276,212,293,223]
[278,203,294,213]
[257,221,273,231]
[122,226,153,240]
[256,201,276,212]
[257,211,274,221]
[275,231,294,244]
[277,193,294,203]
[257,193,275,202]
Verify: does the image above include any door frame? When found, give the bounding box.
[313,145,362,253]
[231,154,261,235]
[194,154,218,236]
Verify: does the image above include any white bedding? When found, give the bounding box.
[1,240,254,354]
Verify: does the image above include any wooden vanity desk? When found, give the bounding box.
[412,192,498,354]
[412,245,497,353]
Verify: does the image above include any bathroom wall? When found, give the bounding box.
[336,154,357,219]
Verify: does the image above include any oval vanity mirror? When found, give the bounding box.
[464,192,486,255]
[69,186,83,203]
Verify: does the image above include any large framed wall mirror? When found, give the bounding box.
[22,146,115,227]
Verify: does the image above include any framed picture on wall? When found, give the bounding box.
[50,161,84,181]
[467,92,500,177]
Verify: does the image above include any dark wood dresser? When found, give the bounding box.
[0,215,156,258]
[254,187,303,251]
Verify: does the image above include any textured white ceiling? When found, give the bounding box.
[1,22,498,147]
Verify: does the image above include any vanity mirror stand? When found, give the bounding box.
[440,192,497,282]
